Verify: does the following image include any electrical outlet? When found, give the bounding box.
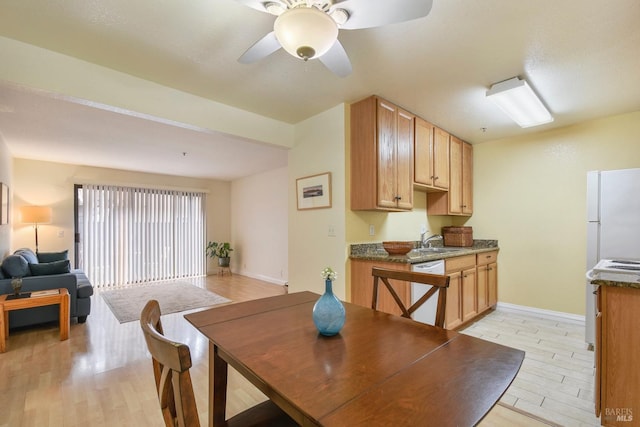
[369,225,375,236]
[328,226,336,237]
[420,224,427,234]
[57,230,65,238]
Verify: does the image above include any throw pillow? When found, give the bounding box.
[14,248,38,265]
[29,260,71,276]
[1,255,31,277]
[37,250,69,263]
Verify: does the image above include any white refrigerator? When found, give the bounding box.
[585,168,640,345]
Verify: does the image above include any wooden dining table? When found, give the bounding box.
[184,291,524,427]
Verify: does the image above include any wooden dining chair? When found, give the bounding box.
[140,300,200,427]
[371,267,450,328]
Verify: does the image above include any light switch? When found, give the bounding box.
[369,225,375,236]
[328,226,336,237]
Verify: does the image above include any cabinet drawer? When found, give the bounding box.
[476,251,498,266]
[445,255,476,273]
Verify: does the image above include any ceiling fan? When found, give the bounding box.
[235,0,434,77]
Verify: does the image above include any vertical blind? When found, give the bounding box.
[80,185,206,288]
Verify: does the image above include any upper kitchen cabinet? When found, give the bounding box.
[427,136,473,216]
[351,96,414,211]
[414,118,449,191]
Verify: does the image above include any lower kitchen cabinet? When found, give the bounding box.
[350,250,499,329]
[477,251,499,312]
[461,267,477,322]
[596,285,640,426]
[445,271,462,328]
[350,259,410,316]
[445,254,476,329]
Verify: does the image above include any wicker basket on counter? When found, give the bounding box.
[442,226,473,247]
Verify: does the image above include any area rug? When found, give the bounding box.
[101,282,231,323]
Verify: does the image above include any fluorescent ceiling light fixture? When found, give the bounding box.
[486,77,553,128]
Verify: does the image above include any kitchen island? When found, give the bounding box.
[591,278,640,426]
[350,240,499,329]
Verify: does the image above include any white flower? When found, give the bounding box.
[321,267,337,281]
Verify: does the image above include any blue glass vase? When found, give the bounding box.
[312,279,346,336]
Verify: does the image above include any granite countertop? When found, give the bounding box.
[350,240,499,264]
[591,279,640,290]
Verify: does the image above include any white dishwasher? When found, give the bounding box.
[411,260,445,326]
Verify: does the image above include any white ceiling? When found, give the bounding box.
[0,0,639,180]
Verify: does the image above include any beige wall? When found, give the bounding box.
[231,166,288,284]
[468,111,640,315]
[0,137,12,257]
[346,191,454,243]
[11,158,231,272]
[288,104,347,299]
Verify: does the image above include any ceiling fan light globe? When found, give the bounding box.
[274,7,338,60]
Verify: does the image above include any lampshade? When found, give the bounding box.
[274,7,338,61]
[486,77,553,128]
[20,206,52,224]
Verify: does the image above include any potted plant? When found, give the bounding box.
[206,241,233,267]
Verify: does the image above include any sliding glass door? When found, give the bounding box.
[75,185,206,287]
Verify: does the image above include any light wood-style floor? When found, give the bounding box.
[0,274,550,426]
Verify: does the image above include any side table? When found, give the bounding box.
[0,288,70,352]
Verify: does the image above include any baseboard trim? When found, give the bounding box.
[238,270,288,287]
[496,302,585,325]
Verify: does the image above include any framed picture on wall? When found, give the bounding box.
[296,172,332,210]
[0,183,8,225]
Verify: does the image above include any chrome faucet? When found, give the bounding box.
[421,234,443,248]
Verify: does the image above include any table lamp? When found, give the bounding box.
[20,205,52,253]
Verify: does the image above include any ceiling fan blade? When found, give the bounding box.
[332,0,433,30]
[238,32,282,64]
[319,40,352,78]
[233,0,271,13]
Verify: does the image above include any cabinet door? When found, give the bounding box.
[350,259,410,316]
[433,127,450,190]
[462,142,473,214]
[414,117,433,186]
[376,99,398,209]
[445,272,462,329]
[477,265,488,312]
[595,309,602,417]
[487,262,498,307]
[396,109,414,210]
[448,136,463,215]
[461,267,477,322]
[598,286,640,425]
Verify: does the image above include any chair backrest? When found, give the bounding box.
[140,300,200,427]
[371,267,450,328]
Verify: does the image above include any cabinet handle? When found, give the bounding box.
[430,175,435,179]
[434,176,439,180]
[395,195,402,200]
